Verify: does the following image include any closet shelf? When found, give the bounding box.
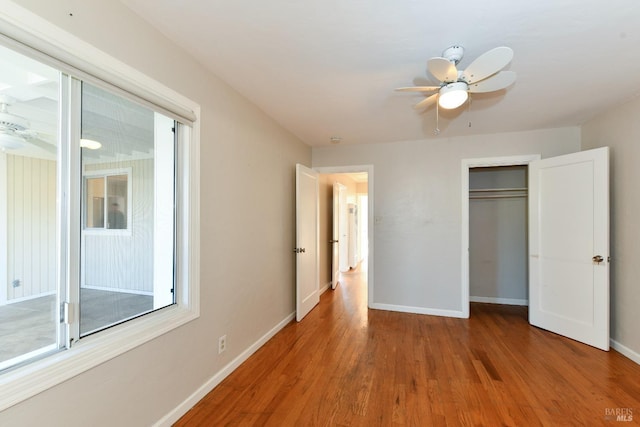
[469,187,528,200]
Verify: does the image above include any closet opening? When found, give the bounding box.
[468,165,529,310]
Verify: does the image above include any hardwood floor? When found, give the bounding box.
[176,266,640,426]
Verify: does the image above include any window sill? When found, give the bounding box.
[0,303,198,411]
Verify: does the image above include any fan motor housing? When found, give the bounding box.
[442,45,464,64]
[0,103,30,131]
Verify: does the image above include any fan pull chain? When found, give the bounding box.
[434,96,441,136]
[468,95,472,128]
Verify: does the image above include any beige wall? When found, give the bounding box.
[582,95,640,359]
[318,174,332,289]
[314,127,581,314]
[0,1,310,426]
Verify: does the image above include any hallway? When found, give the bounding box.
[176,269,640,426]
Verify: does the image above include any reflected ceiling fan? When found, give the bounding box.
[0,95,57,153]
[0,95,34,150]
[397,45,516,111]
[0,95,101,153]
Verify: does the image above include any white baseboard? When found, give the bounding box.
[610,339,640,365]
[82,285,152,296]
[319,281,331,295]
[370,303,466,319]
[154,311,296,427]
[4,291,55,305]
[470,296,528,306]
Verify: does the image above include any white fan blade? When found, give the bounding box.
[427,57,458,83]
[26,137,56,154]
[461,47,513,84]
[414,93,438,110]
[396,86,440,92]
[468,71,516,93]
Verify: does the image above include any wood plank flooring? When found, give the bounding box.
[176,266,640,426]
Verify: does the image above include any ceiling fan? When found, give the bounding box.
[397,45,516,111]
[0,95,35,150]
[0,95,67,154]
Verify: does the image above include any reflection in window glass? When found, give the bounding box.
[107,175,127,229]
[85,177,105,228]
[0,45,60,370]
[80,82,176,336]
[84,173,129,230]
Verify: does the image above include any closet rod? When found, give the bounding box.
[470,194,527,200]
[469,187,527,193]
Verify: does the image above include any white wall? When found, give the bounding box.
[0,1,310,426]
[313,128,580,315]
[5,154,56,300]
[0,152,6,304]
[582,95,640,360]
[83,159,153,293]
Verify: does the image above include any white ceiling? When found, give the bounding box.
[122,0,640,147]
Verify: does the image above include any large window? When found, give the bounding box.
[0,48,179,362]
[0,14,199,410]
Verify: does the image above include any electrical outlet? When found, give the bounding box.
[218,335,227,354]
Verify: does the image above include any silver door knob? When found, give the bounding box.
[592,255,604,263]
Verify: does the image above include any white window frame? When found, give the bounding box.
[0,3,200,411]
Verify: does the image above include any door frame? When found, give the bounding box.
[460,154,540,318]
[315,165,374,308]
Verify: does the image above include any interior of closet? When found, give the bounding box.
[469,165,529,306]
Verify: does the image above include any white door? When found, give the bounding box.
[295,164,319,322]
[338,184,349,272]
[529,147,609,350]
[331,182,340,289]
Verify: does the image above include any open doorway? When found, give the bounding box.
[461,155,539,317]
[315,166,373,308]
[469,165,528,306]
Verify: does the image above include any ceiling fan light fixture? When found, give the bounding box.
[438,82,468,109]
[0,133,26,150]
